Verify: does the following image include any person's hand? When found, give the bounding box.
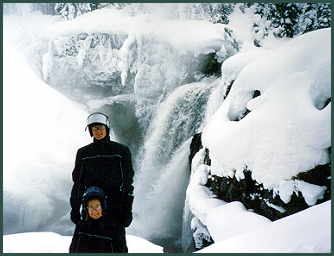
[71,212,81,225]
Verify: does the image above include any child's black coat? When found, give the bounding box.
[69,216,127,253]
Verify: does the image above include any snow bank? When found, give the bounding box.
[220,47,272,82]
[50,8,132,37]
[197,200,331,253]
[3,41,90,234]
[187,155,271,245]
[203,28,331,192]
[205,201,271,242]
[187,150,225,225]
[3,232,163,253]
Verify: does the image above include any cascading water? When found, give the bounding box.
[132,140,191,251]
[4,4,240,252]
[130,80,217,250]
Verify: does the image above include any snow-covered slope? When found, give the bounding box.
[3,41,90,234]
[197,200,331,253]
[3,233,163,253]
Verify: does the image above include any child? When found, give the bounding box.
[70,186,125,253]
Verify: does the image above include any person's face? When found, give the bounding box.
[87,199,103,220]
[91,124,107,140]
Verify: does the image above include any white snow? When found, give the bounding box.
[4,4,331,254]
[220,47,272,82]
[49,8,132,37]
[3,40,91,234]
[187,160,271,245]
[3,232,163,253]
[187,159,330,252]
[205,201,271,242]
[228,5,256,48]
[265,201,286,213]
[276,179,327,206]
[294,180,326,206]
[197,200,331,253]
[187,163,225,224]
[203,28,331,194]
[49,7,229,55]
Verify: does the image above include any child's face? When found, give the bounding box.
[87,199,103,220]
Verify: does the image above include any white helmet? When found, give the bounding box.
[85,112,110,131]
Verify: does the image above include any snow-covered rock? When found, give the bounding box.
[203,28,331,191]
[187,28,331,252]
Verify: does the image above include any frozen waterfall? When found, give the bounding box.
[3,4,238,252]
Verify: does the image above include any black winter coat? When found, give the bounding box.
[69,216,127,253]
[70,136,134,226]
[69,136,134,253]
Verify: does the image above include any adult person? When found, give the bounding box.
[69,112,134,253]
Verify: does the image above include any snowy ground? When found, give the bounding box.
[3,233,163,253]
[198,200,331,253]
[3,200,330,253]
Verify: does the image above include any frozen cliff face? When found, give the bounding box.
[43,32,129,102]
[42,9,239,137]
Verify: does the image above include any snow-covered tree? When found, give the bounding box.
[196,3,234,24]
[295,3,331,35]
[54,3,128,20]
[234,2,331,47]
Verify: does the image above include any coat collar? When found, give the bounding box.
[93,135,111,144]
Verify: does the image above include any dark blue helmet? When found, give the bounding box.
[82,186,106,203]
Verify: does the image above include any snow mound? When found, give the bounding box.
[187,158,271,245]
[197,200,331,253]
[3,232,163,253]
[203,28,331,191]
[205,201,271,242]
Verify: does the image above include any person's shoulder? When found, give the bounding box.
[109,140,131,154]
[77,143,95,153]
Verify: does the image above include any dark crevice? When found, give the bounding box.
[229,89,262,121]
[321,97,331,110]
[189,133,203,165]
[223,80,234,100]
[253,90,261,98]
[313,96,331,110]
